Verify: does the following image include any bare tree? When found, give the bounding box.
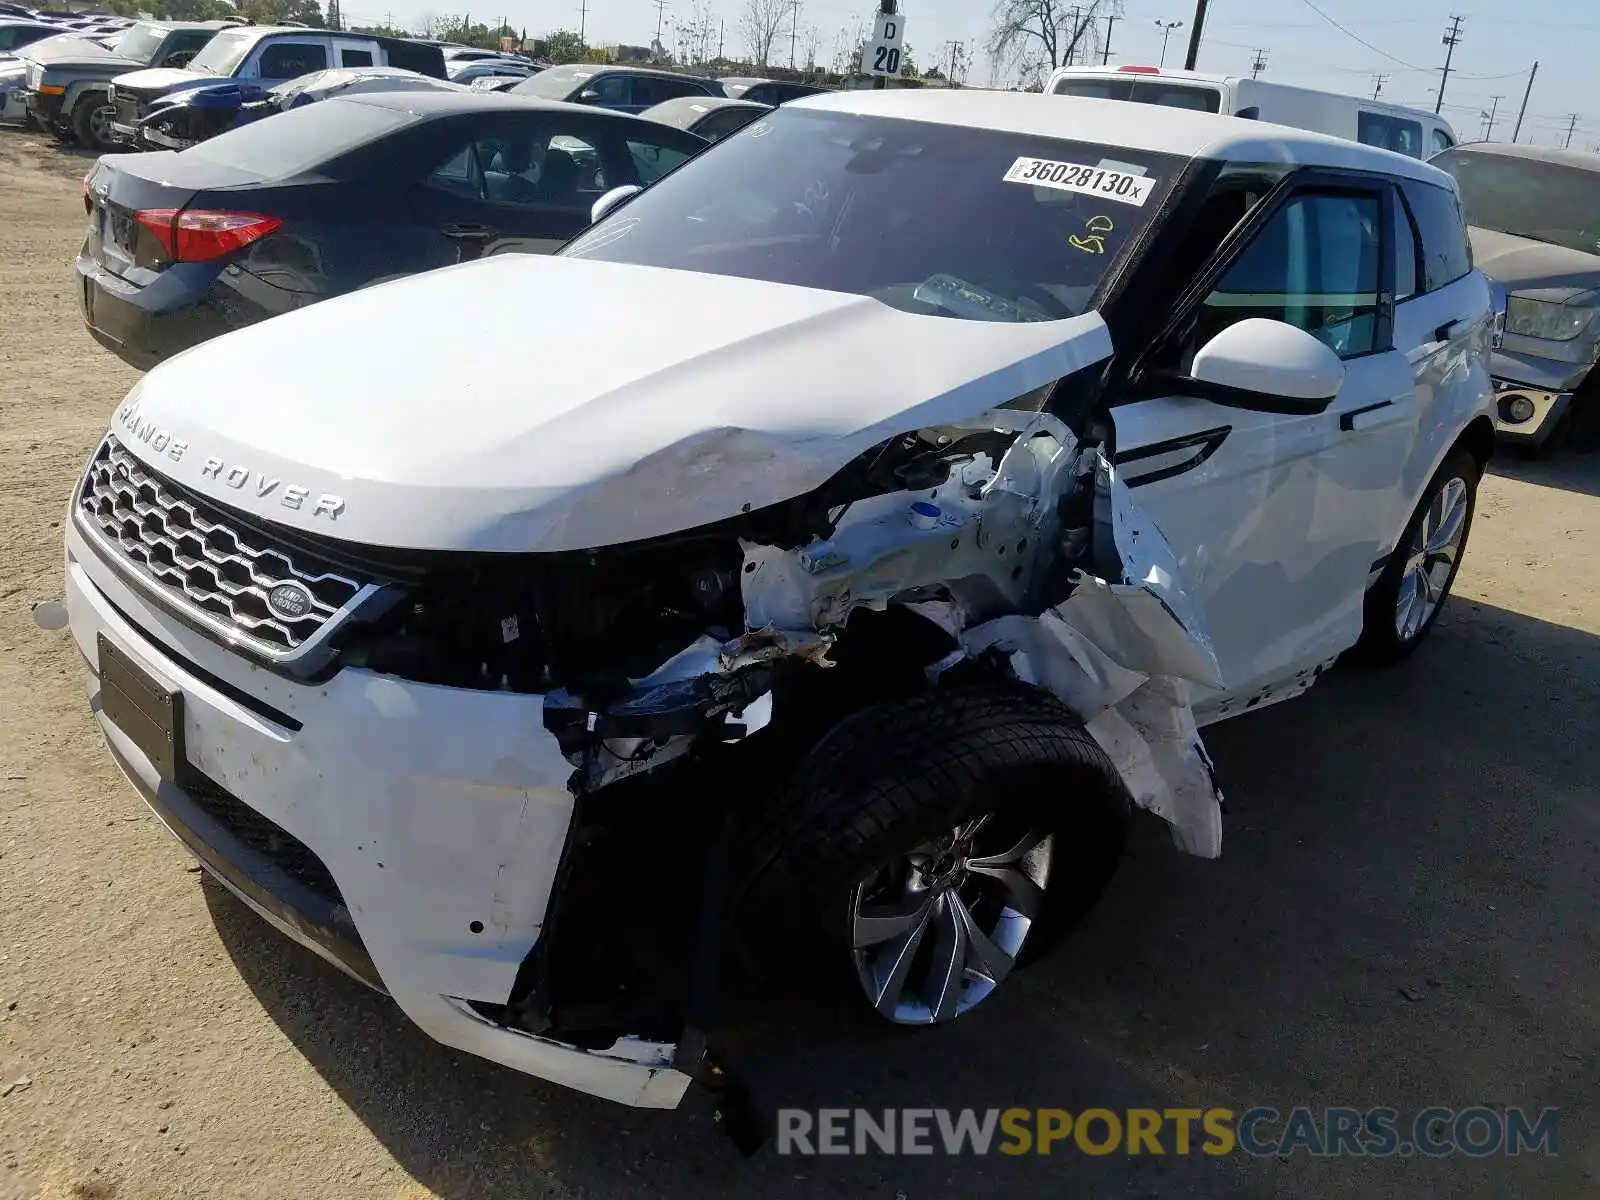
[740,0,788,69]
[988,0,1120,85]
[801,22,820,72]
[675,0,718,67]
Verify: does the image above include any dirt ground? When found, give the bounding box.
[1,126,1597,1200]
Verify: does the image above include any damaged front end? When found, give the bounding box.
[334,394,1227,1068]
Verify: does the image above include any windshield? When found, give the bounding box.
[1432,148,1600,257]
[110,21,165,63]
[563,107,1182,322]
[187,27,253,76]
[510,64,589,99]
[1051,76,1222,114]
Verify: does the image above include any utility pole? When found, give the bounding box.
[1101,12,1116,64]
[1511,61,1538,141]
[717,17,724,59]
[1480,94,1501,141]
[1066,7,1082,66]
[653,0,667,48]
[1563,113,1579,149]
[788,0,799,68]
[1370,73,1386,99]
[871,0,894,90]
[1154,19,1182,68]
[1250,48,1267,79]
[944,38,959,84]
[577,0,588,43]
[1435,14,1463,115]
[1183,0,1207,70]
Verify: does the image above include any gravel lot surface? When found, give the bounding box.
[1,126,1596,1199]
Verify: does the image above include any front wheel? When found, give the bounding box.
[1356,449,1480,663]
[736,685,1131,1025]
[71,95,118,152]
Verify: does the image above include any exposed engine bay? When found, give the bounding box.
[326,402,1228,1053]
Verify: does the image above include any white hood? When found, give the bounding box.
[114,255,1113,552]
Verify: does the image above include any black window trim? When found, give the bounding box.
[1124,165,1399,414]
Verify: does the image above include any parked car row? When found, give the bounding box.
[55,87,1506,1134]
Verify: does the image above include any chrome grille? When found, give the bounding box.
[77,437,369,657]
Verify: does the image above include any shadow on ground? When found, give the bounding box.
[1488,444,1600,499]
[207,595,1600,1200]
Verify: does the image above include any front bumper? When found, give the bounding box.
[1491,378,1572,446]
[23,87,64,126]
[65,516,693,1108]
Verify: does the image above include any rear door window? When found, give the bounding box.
[1399,179,1472,291]
[255,40,330,80]
[339,47,374,67]
[1430,128,1454,156]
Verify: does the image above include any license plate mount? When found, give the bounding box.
[98,633,183,780]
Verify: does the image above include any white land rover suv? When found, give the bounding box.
[59,90,1497,1115]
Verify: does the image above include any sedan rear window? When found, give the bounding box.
[179,98,412,179]
[564,106,1182,323]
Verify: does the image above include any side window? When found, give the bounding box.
[430,126,610,212]
[700,108,760,142]
[627,136,693,185]
[1195,190,1383,361]
[652,77,709,102]
[584,74,630,107]
[1401,180,1472,290]
[340,47,374,67]
[256,41,329,79]
[1430,128,1454,156]
[424,143,484,200]
[1357,112,1424,159]
[1391,186,1419,301]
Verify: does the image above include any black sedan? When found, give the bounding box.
[78,91,708,369]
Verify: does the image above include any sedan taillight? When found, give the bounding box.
[133,209,284,263]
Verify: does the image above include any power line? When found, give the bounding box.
[1293,0,1429,71]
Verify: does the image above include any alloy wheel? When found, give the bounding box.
[1394,474,1470,641]
[849,813,1054,1024]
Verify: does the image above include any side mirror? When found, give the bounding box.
[590,184,641,225]
[1190,318,1345,408]
[578,88,600,103]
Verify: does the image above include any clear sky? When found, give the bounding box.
[344,0,1600,147]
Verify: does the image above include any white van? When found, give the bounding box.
[1044,64,1457,160]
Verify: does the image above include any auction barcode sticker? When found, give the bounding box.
[1003,157,1156,207]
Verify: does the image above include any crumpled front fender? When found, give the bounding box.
[964,464,1226,858]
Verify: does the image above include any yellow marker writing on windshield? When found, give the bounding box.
[1069,214,1115,255]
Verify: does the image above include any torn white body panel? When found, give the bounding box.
[732,409,1230,858]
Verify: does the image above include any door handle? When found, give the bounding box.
[442,223,497,240]
[1434,318,1472,342]
[1339,399,1397,432]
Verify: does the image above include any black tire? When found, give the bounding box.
[1355,448,1480,663]
[70,93,115,152]
[734,683,1131,1015]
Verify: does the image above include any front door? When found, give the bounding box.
[1111,175,1415,714]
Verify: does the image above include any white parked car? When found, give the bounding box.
[58,89,1496,1118]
